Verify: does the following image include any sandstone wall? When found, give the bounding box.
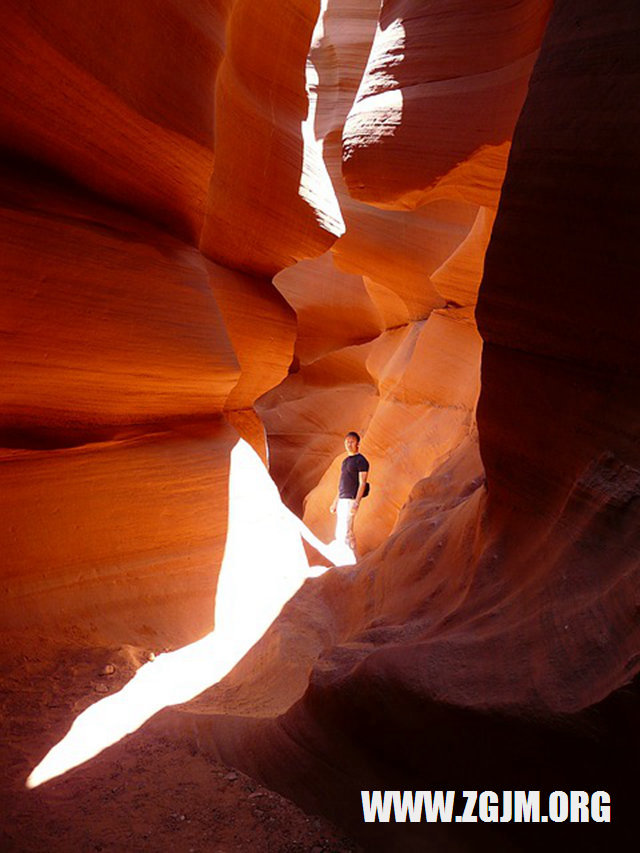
[2,1,639,848]
[0,0,327,645]
[262,0,551,555]
[166,2,639,848]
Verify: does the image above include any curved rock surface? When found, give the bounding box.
[342,0,553,209]
[173,2,639,849]
[0,0,226,242]
[2,424,235,647]
[0,0,316,646]
[200,0,345,275]
[1,158,295,643]
[1,1,639,851]
[1,169,238,436]
[263,0,528,554]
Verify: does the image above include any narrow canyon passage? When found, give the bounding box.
[1,1,639,851]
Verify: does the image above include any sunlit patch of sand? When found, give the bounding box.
[27,439,344,789]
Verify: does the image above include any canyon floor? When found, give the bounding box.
[0,636,360,853]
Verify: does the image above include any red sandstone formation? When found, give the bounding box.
[0,0,225,242]
[177,2,639,849]
[200,0,345,275]
[1,173,238,433]
[262,0,544,553]
[342,0,553,209]
[1,161,296,645]
[0,0,314,646]
[2,1,639,851]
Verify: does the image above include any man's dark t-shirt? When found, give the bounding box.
[339,453,370,499]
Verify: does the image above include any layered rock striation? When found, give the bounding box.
[261,0,551,555]
[2,1,639,851]
[0,0,334,645]
[172,1,639,849]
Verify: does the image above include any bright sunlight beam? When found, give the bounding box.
[27,439,344,789]
[299,0,345,237]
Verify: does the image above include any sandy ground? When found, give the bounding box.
[0,636,360,852]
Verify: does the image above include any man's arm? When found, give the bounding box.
[330,489,339,514]
[353,470,368,511]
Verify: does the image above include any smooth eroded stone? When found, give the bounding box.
[200,0,345,276]
[0,170,239,440]
[208,259,296,412]
[273,252,383,364]
[302,312,482,553]
[332,199,478,325]
[477,0,640,515]
[257,345,379,517]
[1,421,237,646]
[342,0,552,209]
[0,0,229,240]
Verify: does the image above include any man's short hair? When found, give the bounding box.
[345,431,360,443]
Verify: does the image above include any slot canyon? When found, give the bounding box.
[1,1,639,851]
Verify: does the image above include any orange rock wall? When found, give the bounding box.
[342,0,553,209]
[200,0,345,275]
[1,172,239,435]
[3,1,639,847]
[0,0,225,242]
[263,0,551,554]
[3,426,235,647]
[165,2,640,848]
[0,0,330,645]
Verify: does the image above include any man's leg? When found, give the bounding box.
[336,498,356,552]
[345,502,356,553]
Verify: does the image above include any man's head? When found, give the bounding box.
[344,431,360,454]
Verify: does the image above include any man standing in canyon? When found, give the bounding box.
[330,431,370,559]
